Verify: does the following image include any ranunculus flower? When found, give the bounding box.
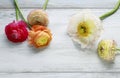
[5,20,28,42]
[67,10,103,49]
[28,25,52,48]
[97,40,117,62]
[27,9,49,26]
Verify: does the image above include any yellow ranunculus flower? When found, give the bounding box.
[97,40,117,62]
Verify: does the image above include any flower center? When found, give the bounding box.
[11,30,19,39]
[35,35,49,46]
[11,33,19,39]
[77,20,95,37]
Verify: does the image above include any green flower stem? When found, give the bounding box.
[15,7,19,20]
[100,0,120,20]
[43,0,49,10]
[14,0,31,29]
[115,48,120,54]
[14,0,19,20]
[116,48,120,51]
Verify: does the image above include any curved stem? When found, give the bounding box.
[43,0,49,10]
[14,0,31,29]
[100,0,120,20]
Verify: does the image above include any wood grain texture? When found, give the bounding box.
[0,0,118,9]
[0,9,120,74]
[0,0,120,77]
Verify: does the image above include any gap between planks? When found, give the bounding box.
[0,71,120,74]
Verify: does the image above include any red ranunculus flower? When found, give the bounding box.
[5,20,28,42]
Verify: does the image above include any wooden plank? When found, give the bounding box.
[0,9,120,73]
[0,0,118,9]
[0,73,119,78]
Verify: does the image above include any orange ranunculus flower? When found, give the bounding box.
[28,25,52,48]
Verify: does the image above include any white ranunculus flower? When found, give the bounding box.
[67,10,103,49]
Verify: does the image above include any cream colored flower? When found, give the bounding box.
[27,9,49,26]
[97,40,117,62]
[67,10,103,49]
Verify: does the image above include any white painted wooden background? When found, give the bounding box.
[0,0,120,78]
